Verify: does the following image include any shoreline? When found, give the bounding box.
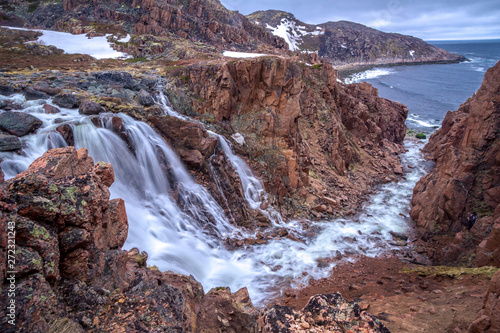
[336,57,468,78]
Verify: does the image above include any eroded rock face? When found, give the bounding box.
[165,57,407,217]
[410,60,500,265]
[469,270,500,333]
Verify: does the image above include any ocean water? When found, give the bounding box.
[345,39,500,132]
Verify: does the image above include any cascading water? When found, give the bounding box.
[0,93,430,305]
[156,88,283,224]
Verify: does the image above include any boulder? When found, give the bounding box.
[24,87,49,100]
[53,92,78,108]
[79,99,105,115]
[0,111,43,136]
[0,84,15,96]
[94,71,135,90]
[138,89,155,106]
[0,133,22,151]
[43,104,61,114]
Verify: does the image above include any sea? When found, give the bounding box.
[344,39,500,132]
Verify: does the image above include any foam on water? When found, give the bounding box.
[345,68,394,84]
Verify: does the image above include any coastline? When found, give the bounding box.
[336,57,468,78]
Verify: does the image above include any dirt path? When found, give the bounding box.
[274,256,495,332]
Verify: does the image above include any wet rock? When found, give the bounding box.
[34,81,62,96]
[0,133,22,151]
[137,89,155,106]
[79,99,105,115]
[390,231,408,241]
[43,104,61,114]
[0,84,15,96]
[53,92,79,108]
[0,111,43,136]
[24,87,49,100]
[149,115,218,167]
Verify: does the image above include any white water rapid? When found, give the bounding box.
[0,93,429,305]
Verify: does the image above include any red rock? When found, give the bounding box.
[411,60,500,265]
[43,104,60,114]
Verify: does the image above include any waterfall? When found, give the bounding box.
[0,93,429,306]
[156,88,283,224]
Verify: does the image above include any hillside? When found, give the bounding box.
[0,0,288,59]
[247,10,466,67]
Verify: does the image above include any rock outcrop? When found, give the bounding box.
[165,57,408,218]
[469,270,500,333]
[0,147,388,332]
[262,293,390,332]
[410,60,500,265]
[248,10,465,67]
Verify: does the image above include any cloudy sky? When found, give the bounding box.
[220,0,500,40]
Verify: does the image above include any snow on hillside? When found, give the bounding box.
[223,51,267,58]
[265,18,324,52]
[1,26,130,59]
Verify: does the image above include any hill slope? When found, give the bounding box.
[248,10,466,67]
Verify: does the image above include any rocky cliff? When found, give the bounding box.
[410,60,500,265]
[0,0,287,58]
[164,57,408,218]
[247,10,466,67]
[0,147,390,332]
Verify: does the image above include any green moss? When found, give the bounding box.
[63,186,78,202]
[31,224,50,241]
[400,266,499,279]
[40,295,47,302]
[416,133,427,139]
[49,183,58,193]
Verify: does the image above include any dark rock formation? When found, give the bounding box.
[138,89,155,106]
[24,87,49,100]
[248,10,465,66]
[94,71,135,90]
[410,60,500,265]
[0,133,22,151]
[0,84,15,96]
[53,92,79,109]
[0,111,42,136]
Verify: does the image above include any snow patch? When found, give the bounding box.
[409,50,415,58]
[265,18,324,52]
[223,51,267,58]
[1,26,131,59]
